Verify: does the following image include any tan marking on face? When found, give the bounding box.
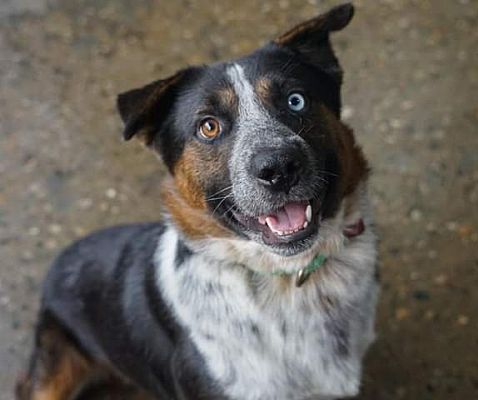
[321,107,369,197]
[255,77,273,105]
[162,143,233,240]
[304,104,368,198]
[161,178,232,240]
[173,145,209,209]
[216,86,238,111]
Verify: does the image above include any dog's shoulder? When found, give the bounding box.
[39,222,184,394]
[43,222,165,301]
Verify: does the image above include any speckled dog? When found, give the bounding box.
[17,4,379,400]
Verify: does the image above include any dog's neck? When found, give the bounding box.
[165,181,370,280]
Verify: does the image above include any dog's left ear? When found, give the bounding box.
[275,3,354,83]
[117,69,190,146]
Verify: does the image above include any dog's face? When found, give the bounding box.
[118,4,367,256]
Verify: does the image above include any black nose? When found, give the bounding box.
[251,147,304,193]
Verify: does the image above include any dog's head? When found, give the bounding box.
[117,3,367,257]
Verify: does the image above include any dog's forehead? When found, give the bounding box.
[189,47,291,120]
[221,54,285,115]
[225,63,265,121]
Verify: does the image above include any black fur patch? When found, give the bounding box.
[175,240,193,268]
[326,318,350,357]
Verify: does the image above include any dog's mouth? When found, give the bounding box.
[258,201,311,235]
[228,198,321,246]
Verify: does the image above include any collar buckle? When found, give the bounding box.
[295,268,310,287]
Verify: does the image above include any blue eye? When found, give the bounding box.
[287,92,306,112]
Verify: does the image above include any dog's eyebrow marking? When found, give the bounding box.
[216,86,239,112]
[255,77,273,105]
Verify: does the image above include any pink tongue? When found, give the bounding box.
[260,202,307,232]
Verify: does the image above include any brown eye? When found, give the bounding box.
[198,118,221,140]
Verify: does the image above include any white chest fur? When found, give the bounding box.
[156,222,378,400]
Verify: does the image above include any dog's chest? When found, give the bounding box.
[157,230,377,400]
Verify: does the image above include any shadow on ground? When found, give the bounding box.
[1,0,477,399]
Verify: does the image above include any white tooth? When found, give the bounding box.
[303,221,308,229]
[306,204,312,223]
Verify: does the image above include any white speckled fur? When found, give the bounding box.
[226,63,322,223]
[156,184,378,400]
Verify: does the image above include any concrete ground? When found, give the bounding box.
[1,0,477,399]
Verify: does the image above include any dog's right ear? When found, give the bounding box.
[117,69,191,146]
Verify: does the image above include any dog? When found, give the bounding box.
[16,3,379,399]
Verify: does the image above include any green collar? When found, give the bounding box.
[256,253,328,287]
[251,218,365,288]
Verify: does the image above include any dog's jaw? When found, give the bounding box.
[184,181,370,275]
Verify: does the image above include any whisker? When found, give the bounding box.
[211,193,234,217]
[207,194,233,202]
[316,169,338,177]
[297,124,306,136]
[206,185,233,200]
[220,204,237,219]
[315,176,329,184]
